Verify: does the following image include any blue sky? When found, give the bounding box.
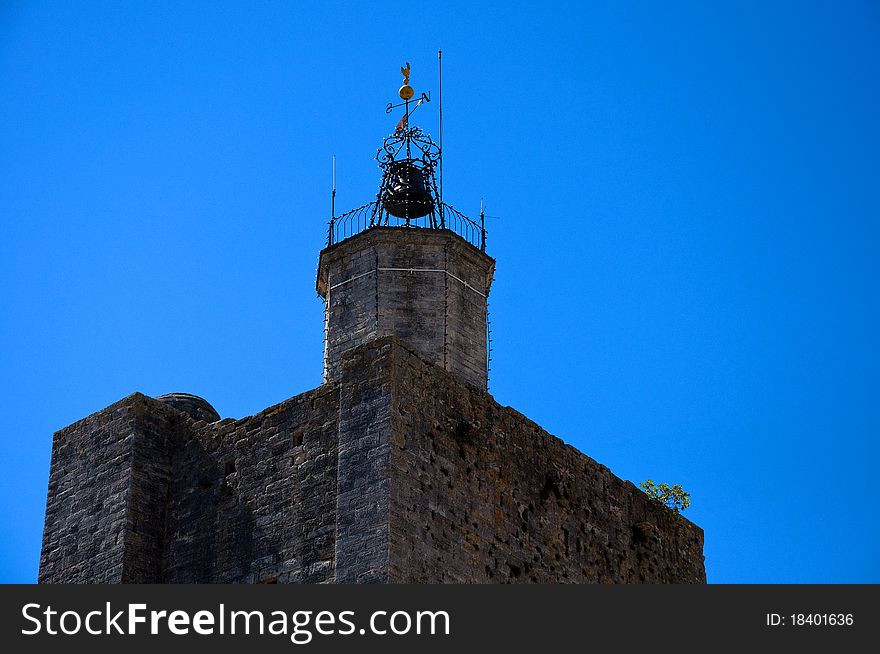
[2,1,878,583]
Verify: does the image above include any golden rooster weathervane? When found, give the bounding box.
[386,61,431,135]
[386,61,430,114]
[399,62,414,100]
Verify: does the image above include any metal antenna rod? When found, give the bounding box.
[331,155,337,219]
[438,49,444,227]
[480,198,486,251]
[327,155,338,247]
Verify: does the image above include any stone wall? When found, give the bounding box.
[40,337,704,584]
[384,339,706,583]
[333,339,395,583]
[318,234,380,381]
[39,394,179,583]
[162,385,339,583]
[121,398,178,583]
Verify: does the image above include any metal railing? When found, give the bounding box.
[327,201,486,252]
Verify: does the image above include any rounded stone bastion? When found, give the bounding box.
[155,392,221,422]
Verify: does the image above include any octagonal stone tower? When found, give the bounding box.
[317,227,495,390]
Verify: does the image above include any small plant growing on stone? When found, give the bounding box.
[639,479,690,513]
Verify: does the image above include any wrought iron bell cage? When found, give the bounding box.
[326,63,487,252]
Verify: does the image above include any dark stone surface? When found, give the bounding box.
[160,384,339,583]
[39,394,180,583]
[40,337,705,584]
[385,341,705,583]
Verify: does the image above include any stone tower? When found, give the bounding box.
[317,228,494,389]
[38,64,705,584]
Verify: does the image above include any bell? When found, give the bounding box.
[382,159,434,219]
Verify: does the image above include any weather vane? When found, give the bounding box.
[385,61,431,120]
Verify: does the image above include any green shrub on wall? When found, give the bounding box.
[639,480,691,514]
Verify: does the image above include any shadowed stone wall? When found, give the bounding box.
[385,341,706,583]
[40,337,704,584]
[39,395,179,583]
[162,385,339,583]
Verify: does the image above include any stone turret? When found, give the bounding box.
[317,228,494,389]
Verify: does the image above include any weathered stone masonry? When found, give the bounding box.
[40,337,705,583]
[385,341,704,582]
[318,227,495,390]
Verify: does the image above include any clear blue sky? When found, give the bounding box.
[2,1,878,583]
